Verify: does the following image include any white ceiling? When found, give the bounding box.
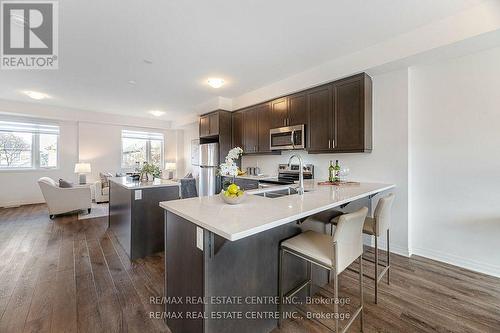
[0,0,486,123]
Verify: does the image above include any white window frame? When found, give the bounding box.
[0,120,60,171]
[120,130,164,170]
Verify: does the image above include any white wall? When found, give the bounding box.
[0,101,184,207]
[179,122,199,177]
[0,120,78,207]
[77,122,179,182]
[410,46,500,277]
[242,69,410,255]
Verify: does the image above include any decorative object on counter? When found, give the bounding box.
[218,146,243,178]
[140,162,161,182]
[164,162,176,179]
[246,166,261,176]
[339,166,350,182]
[328,160,335,182]
[74,162,91,184]
[328,160,341,182]
[334,160,341,182]
[220,183,246,205]
[317,180,360,186]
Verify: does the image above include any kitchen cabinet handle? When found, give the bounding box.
[328,139,331,149]
[332,140,335,149]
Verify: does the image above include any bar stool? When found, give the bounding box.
[331,193,395,304]
[278,207,368,333]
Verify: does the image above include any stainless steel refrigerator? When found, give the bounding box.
[198,142,219,196]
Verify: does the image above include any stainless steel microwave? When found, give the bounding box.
[270,124,305,150]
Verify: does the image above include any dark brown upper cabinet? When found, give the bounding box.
[200,73,372,156]
[243,107,259,154]
[199,114,210,137]
[270,95,307,129]
[307,85,333,152]
[199,111,221,138]
[231,111,243,149]
[332,73,372,152]
[257,103,272,153]
[270,98,288,128]
[288,92,307,126]
[307,73,372,153]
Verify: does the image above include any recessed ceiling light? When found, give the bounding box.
[149,110,165,117]
[207,78,225,89]
[22,90,51,100]
[128,80,136,85]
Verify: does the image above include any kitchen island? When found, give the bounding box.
[109,177,180,260]
[160,181,394,333]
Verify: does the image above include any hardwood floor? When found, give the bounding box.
[1,204,499,333]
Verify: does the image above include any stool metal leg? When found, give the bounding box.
[387,229,390,285]
[374,235,378,304]
[306,261,312,297]
[359,254,364,332]
[333,267,339,333]
[278,247,284,328]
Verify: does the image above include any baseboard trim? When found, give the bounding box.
[363,238,410,257]
[1,200,45,208]
[411,246,500,279]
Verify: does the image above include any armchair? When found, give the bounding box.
[38,177,92,219]
[94,180,110,203]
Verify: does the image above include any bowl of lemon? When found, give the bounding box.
[220,183,246,205]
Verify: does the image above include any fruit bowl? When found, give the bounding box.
[220,183,246,205]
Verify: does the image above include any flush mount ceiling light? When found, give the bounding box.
[149,110,165,117]
[207,78,225,89]
[128,80,136,85]
[22,90,51,100]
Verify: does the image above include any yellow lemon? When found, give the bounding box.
[228,183,239,194]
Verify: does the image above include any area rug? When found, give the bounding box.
[78,202,108,220]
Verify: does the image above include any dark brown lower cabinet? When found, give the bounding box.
[165,211,308,333]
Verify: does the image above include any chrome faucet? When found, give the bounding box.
[288,154,304,195]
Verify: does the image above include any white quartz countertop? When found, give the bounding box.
[160,180,395,241]
[110,177,180,189]
[223,174,276,181]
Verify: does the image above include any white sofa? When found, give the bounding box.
[38,177,92,219]
[94,180,110,203]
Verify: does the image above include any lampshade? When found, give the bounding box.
[165,162,176,170]
[74,163,91,173]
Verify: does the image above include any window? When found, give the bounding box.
[121,130,164,169]
[0,121,59,169]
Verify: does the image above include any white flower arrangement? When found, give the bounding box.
[219,147,243,177]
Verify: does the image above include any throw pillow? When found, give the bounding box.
[59,179,73,188]
[99,172,112,188]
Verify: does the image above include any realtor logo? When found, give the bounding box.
[1,0,58,69]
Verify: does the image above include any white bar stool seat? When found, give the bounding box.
[331,193,395,304]
[279,207,368,333]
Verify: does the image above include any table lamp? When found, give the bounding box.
[75,163,91,184]
[165,162,176,179]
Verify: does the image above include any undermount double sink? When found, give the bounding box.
[253,186,310,198]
